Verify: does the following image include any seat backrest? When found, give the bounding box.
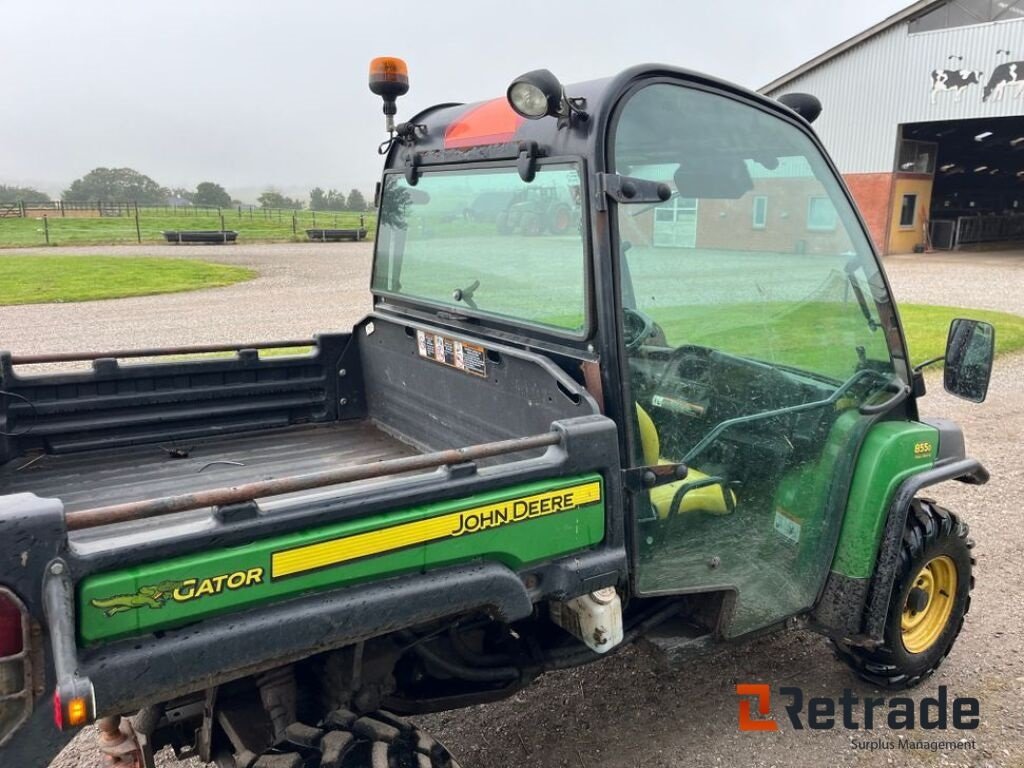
[635,403,660,465]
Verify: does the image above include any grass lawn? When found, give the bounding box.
[899,304,1024,367]
[167,304,1024,370]
[648,300,1024,378]
[0,209,376,248]
[0,256,255,305]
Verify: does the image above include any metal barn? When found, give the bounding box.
[763,0,1024,254]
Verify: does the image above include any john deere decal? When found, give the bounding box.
[270,480,601,578]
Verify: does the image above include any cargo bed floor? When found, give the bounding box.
[0,421,420,513]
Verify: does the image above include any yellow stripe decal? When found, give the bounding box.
[271,480,601,578]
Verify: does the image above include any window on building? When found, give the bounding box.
[807,196,837,231]
[751,195,768,229]
[897,140,937,174]
[909,0,1024,33]
[899,194,918,228]
[652,196,699,248]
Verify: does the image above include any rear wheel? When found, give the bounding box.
[230,709,461,768]
[835,498,974,689]
[547,204,572,234]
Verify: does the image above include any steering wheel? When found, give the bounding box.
[623,307,656,351]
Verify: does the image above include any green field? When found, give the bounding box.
[646,301,1024,376]
[172,304,1024,375]
[0,208,376,248]
[0,256,255,305]
[899,304,1024,366]
[382,233,1024,375]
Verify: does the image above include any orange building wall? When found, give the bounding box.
[887,175,934,255]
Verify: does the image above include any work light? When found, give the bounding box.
[507,69,569,120]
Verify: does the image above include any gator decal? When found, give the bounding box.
[89,571,264,615]
[89,580,184,616]
[78,474,605,644]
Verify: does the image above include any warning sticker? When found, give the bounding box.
[416,329,487,377]
[773,508,801,546]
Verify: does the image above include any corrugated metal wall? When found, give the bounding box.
[765,18,1024,173]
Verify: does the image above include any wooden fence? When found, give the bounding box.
[5,201,139,218]
[1,202,371,219]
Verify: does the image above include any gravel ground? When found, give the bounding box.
[3,244,1018,768]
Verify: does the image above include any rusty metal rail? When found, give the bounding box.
[10,339,316,365]
[64,431,563,531]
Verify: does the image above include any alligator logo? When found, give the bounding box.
[89,580,184,616]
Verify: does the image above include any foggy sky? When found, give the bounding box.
[1,0,909,203]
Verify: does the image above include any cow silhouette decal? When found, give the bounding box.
[929,50,1024,104]
[983,56,1024,101]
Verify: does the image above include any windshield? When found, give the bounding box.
[615,84,899,382]
[373,164,587,334]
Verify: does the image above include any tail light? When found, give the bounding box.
[53,684,94,730]
[0,591,24,657]
[0,587,32,747]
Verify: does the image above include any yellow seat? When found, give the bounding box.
[636,404,735,517]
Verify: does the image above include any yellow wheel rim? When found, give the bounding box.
[901,555,958,654]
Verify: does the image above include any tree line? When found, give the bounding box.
[0,168,372,211]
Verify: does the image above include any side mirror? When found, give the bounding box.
[943,319,995,403]
[777,93,823,124]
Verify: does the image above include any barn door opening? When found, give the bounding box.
[900,115,1024,250]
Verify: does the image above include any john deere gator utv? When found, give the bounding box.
[0,60,995,767]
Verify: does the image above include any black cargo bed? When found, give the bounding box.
[0,421,418,513]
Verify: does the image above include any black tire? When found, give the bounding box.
[835,498,974,690]
[237,709,461,768]
[546,204,572,234]
[495,213,512,235]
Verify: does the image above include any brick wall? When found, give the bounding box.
[694,179,852,255]
[621,179,855,256]
[843,173,895,255]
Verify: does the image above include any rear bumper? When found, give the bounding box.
[81,547,624,714]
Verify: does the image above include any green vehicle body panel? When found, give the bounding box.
[770,407,865,571]
[78,473,605,644]
[831,421,939,579]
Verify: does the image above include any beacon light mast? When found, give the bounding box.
[368,56,410,138]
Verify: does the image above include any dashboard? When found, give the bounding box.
[634,345,838,476]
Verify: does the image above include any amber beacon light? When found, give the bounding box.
[369,57,410,134]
